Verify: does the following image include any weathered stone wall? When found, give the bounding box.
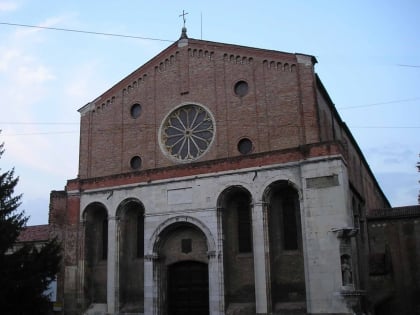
[368,206,420,315]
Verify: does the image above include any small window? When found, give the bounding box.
[238,138,253,155]
[181,239,192,254]
[234,80,249,97]
[130,103,142,118]
[130,156,142,170]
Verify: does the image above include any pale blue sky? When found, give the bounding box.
[0,0,419,225]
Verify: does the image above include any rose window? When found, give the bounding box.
[161,104,215,161]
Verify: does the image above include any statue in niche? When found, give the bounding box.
[341,255,353,286]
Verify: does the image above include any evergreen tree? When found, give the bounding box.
[417,154,420,204]
[0,140,61,314]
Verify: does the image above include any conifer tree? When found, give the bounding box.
[0,140,61,314]
[417,154,420,204]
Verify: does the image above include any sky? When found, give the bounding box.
[0,1,419,225]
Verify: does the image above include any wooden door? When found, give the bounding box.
[168,261,209,315]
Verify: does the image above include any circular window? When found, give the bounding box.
[160,104,215,161]
[234,80,249,97]
[130,103,142,119]
[237,138,253,155]
[130,156,142,170]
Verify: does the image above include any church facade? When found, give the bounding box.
[49,30,390,315]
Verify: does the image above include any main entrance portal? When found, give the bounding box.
[168,261,209,315]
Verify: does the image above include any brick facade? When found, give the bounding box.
[49,33,391,315]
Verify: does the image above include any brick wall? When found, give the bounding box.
[77,39,319,179]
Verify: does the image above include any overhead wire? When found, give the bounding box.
[338,97,420,110]
[0,22,175,43]
[397,64,420,68]
[1,22,419,135]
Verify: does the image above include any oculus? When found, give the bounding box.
[130,103,142,119]
[160,104,215,162]
[237,138,253,155]
[130,156,142,170]
[234,80,249,97]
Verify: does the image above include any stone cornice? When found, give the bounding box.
[66,142,344,192]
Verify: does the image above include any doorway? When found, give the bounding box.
[168,261,209,315]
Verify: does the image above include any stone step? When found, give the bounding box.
[274,301,307,315]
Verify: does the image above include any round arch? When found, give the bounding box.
[262,179,302,203]
[82,201,109,306]
[262,179,307,311]
[147,216,216,256]
[116,197,145,313]
[82,201,108,220]
[116,197,145,217]
[216,184,253,209]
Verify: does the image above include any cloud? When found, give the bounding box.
[0,48,20,71]
[376,172,419,207]
[365,143,416,174]
[16,64,55,83]
[0,14,78,205]
[0,1,18,12]
[65,60,102,101]
[12,15,68,39]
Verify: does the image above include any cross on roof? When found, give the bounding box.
[179,10,188,28]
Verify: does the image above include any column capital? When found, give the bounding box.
[207,250,219,259]
[330,227,358,239]
[253,201,268,207]
[144,253,159,261]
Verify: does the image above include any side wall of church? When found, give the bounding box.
[315,81,389,211]
[316,81,390,305]
[368,209,420,315]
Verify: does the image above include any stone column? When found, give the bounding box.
[107,216,118,314]
[252,202,270,314]
[208,250,223,315]
[77,220,86,310]
[144,253,159,315]
[216,207,225,315]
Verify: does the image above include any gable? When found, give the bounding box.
[77,38,318,179]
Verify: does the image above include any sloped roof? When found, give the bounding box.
[367,205,420,220]
[17,224,50,242]
[79,35,316,114]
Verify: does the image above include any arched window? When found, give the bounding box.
[218,186,255,309]
[83,203,108,304]
[265,181,306,310]
[117,199,145,313]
